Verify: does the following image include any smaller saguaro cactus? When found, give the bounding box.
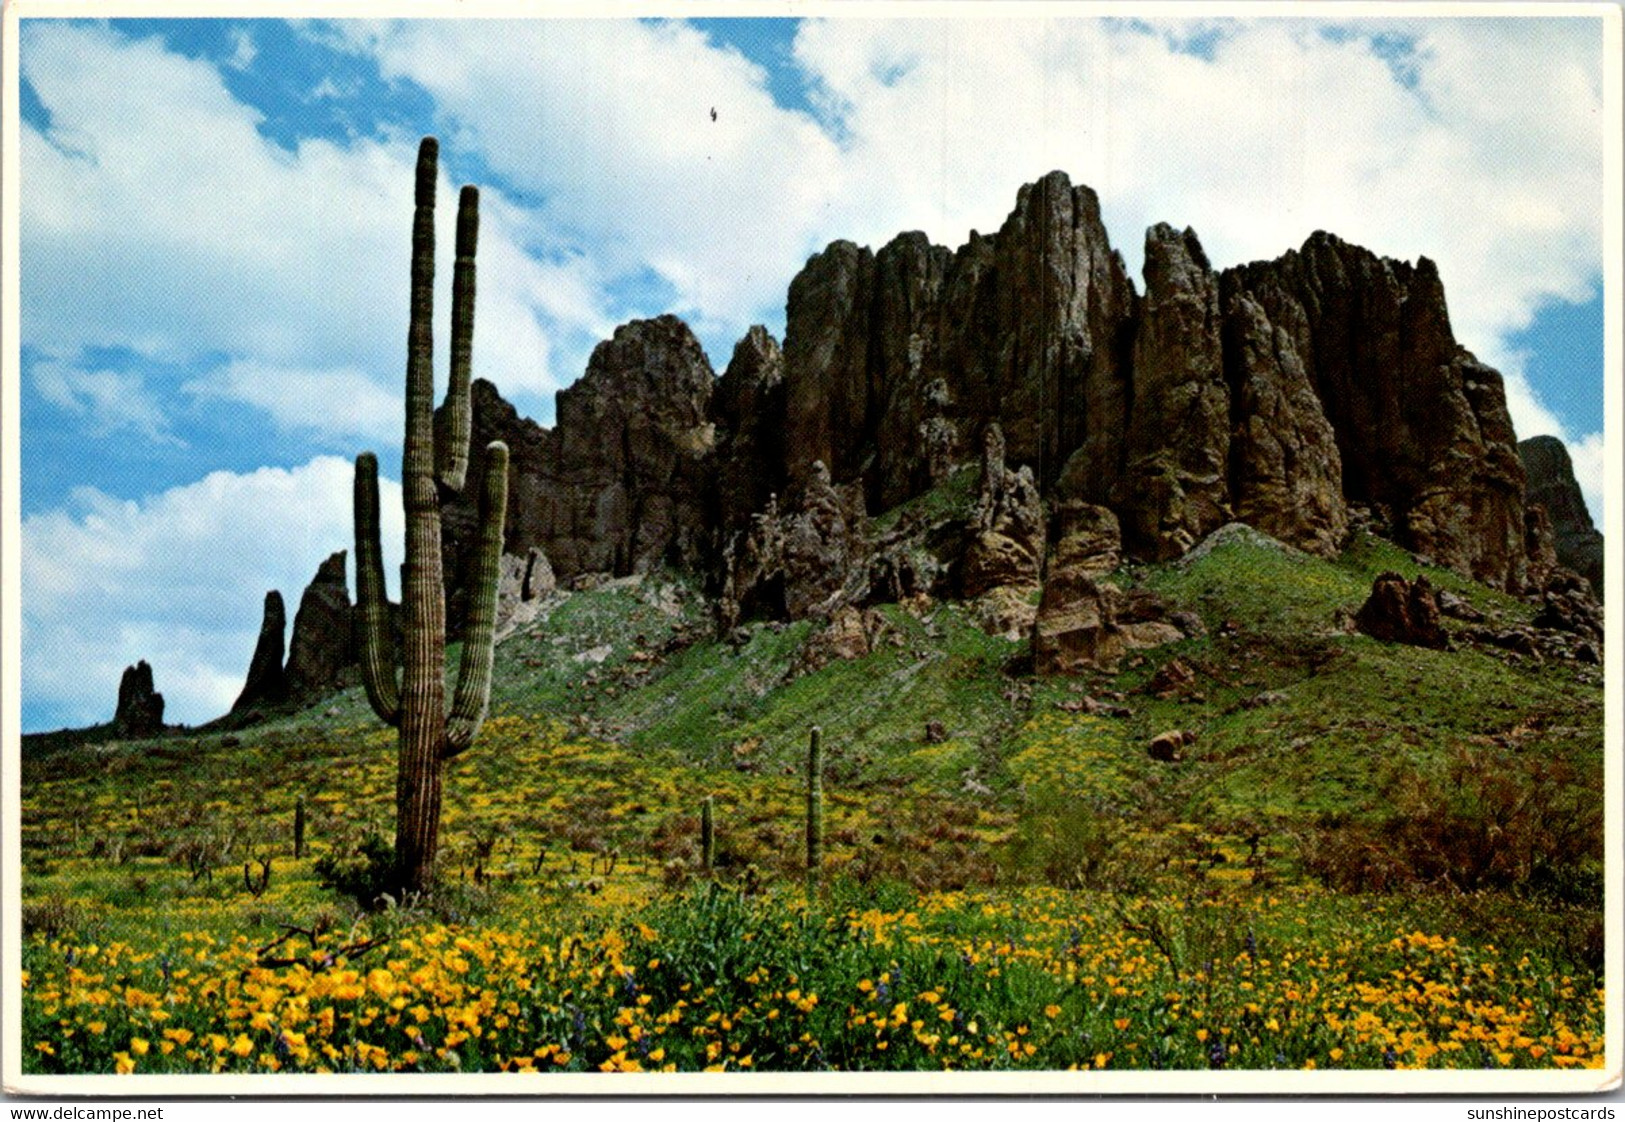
[700,795,715,871]
[293,796,306,860]
[806,726,824,881]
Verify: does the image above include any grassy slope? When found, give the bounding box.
[23,521,1602,898]
[18,516,1607,1074]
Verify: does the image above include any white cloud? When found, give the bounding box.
[1565,430,1606,533]
[347,19,843,342]
[31,359,181,446]
[225,26,257,72]
[183,360,402,446]
[340,17,1603,433]
[21,457,404,729]
[20,21,591,437]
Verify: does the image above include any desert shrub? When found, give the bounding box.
[1298,747,1602,897]
[1005,792,1125,890]
[22,894,82,941]
[314,833,402,910]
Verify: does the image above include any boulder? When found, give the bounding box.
[1046,500,1122,579]
[1147,657,1198,699]
[113,660,165,738]
[1033,572,1125,675]
[1532,586,1604,645]
[1148,728,1196,762]
[1354,572,1448,649]
[972,585,1039,642]
[794,604,889,674]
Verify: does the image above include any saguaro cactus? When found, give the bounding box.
[354,137,509,897]
[806,726,824,881]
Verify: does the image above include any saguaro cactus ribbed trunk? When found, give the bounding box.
[354,137,509,898]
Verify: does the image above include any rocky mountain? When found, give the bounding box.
[196,170,1603,721]
[1520,435,1604,600]
[444,173,1591,611]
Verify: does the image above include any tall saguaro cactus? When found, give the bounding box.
[354,137,509,897]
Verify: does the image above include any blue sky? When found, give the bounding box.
[16,16,1610,731]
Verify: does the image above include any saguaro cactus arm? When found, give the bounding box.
[445,439,509,759]
[354,451,401,725]
[436,185,479,492]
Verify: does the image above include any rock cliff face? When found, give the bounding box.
[230,170,1580,719]
[231,591,290,716]
[425,176,1559,649]
[441,316,717,605]
[712,325,788,543]
[781,173,1136,512]
[285,551,355,698]
[1223,235,1527,589]
[1519,435,1604,599]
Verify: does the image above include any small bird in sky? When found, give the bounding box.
[710,107,718,122]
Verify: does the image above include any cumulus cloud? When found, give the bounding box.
[182,360,403,446]
[21,457,403,729]
[20,21,588,436]
[343,18,843,344]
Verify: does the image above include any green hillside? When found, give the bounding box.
[18,526,1606,1075]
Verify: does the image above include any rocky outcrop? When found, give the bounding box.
[1219,282,1347,557]
[1519,435,1603,599]
[781,172,1137,513]
[712,326,788,543]
[1523,504,1561,591]
[1115,224,1230,560]
[442,316,717,616]
[420,175,1545,646]
[961,426,1044,598]
[1032,575,1185,676]
[1533,581,1604,646]
[541,315,717,578]
[718,462,871,629]
[1354,572,1448,649]
[1047,501,1123,579]
[285,552,354,699]
[495,548,555,640]
[1224,235,1527,590]
[231,591,289,715]
[114,660,165,738]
